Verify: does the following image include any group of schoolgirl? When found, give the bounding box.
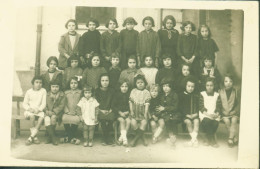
[22,15,241,149]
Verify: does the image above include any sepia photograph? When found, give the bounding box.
[0,0,258,168]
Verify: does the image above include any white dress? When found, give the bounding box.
[77,97,99,125]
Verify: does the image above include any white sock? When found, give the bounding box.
[154,127,163,138]
[121,130,127,141]
[189,132,193,140]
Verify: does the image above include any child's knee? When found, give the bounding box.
[184,119,192,125]
[44,116,51,126]
[150,121,156,127]
[231,116,238,123]
[50,115,57,124]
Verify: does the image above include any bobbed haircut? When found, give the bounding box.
[123,17,138,27]
[163,15,176,28]
[105,18,119,28]
[49,79,61,90]
[66,76,81,90]
[86,18,100,28]
[184,76,197,88]
[65,19,78,29]
[180,21,196,32]
[198,24,212,39]
[67,54,81,67]
[31,76,43,85]
[160,78,173,89]
[205,77,216,87]
[127,55,137,62]
[46,56,58,67]
[133,74,147,88]
[98,73,110,88]
[223,73,234,83]
[142,16,155,27]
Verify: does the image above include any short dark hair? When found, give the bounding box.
[162,15,176,28]
[86,18,100,28]
[67,54,81,67]
[185,76,196,88]
[105,18,119,28]
[46,56,58,67]
[110,52,120,61]
[88,53,102,68]
[198,24,212,39]
[162,53,172,60]
[66,76,81,90]
[180,21,196,32]
[49,79,61,89]
[123,17,138,27]
[223,73,234,83]
[98,73,110,88]
[205,77,215,86]
[134,74,147,88]
[142,16,155,27]
[128,55,137,62]
[31,76,43,85]
[160,78,173,89]
[65,19,78,29]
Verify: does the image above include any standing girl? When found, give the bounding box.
[219,74,240,147]
[77,86,99,147]
[179,77,200,147]
[158,15,179,68]
[82,54,107,89]
[196,25,219,67]
[58,19,81,70]
[79,18,101,69]
[100,18,120,71]
[61,77,82,145]
[138,55,158,89]
[63,55,83,90]
[199,77,222,148]
[112,80,131,146]
[177,21,199,77]
[158,78,180,147]
[120,17,139,69]
[137,16,161,67]
[95,73,115,145]
[119,55,141,89]
[129,75,151,147]
[41,56,63,92]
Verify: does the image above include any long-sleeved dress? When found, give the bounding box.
[82,66,107,89]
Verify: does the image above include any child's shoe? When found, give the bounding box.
[227,138,234,148]
[83,142,89,147]
[233,136,239,146]
[88,141,93,147]
[33,137,41,144]
[25,137,33,146]
[45,136,52,144]
[70,138,77,144]
[152,137,158,144]
[118,135,123,145]
[123,139,128,147]
[60,137,69,143]
[30,127,38,137]
[75,139,81,145]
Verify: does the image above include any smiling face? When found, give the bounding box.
[108,20,116,30]
[71,60,78,68]
[126,23,134,30]
[33,79,42,90]
[128,58,136,69]
[165,19,174,30]
[184,24,192,35]
[92,56,100,67]
[111,57,120,67]
[51,85,60,94]
[182,65,190,76]
[224,77,233,90]
[136,79,145,90]
[144,20,152,31]
[186,81,195,93]
[120,82,129,93]
[144,56,153,67]
[67,22,76,33]
[88,21,96,31]
[70,79,78,90]
[163,58,172,68]
[201,26,209,39]
[49,60,57,72]
[100,76,109,88]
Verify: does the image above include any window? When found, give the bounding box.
[75,7,116,27]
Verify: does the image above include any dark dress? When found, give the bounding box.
[195,38,219,66]
[149,97,161,119]
[155,67,177,90]
[177,33,200,77]
[95,87,115,121]
[41,70,63,92]
[199,67,221,91]
[119,29,139,69]
[79,30,101,69]
[100,30,120,71]
[158,29,179,68]
[178,91,199,120]
[112,91,130,118]
[176,74,199,95]
[108,67,121,90]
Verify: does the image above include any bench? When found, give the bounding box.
[12,96,25,139]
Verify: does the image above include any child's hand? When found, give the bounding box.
[186,114,192,119]
[64,53,70,59]
[156,106,165,112]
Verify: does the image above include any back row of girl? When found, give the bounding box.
[58,15,219,78]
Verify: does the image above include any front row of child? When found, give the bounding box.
[23,72,240,148]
